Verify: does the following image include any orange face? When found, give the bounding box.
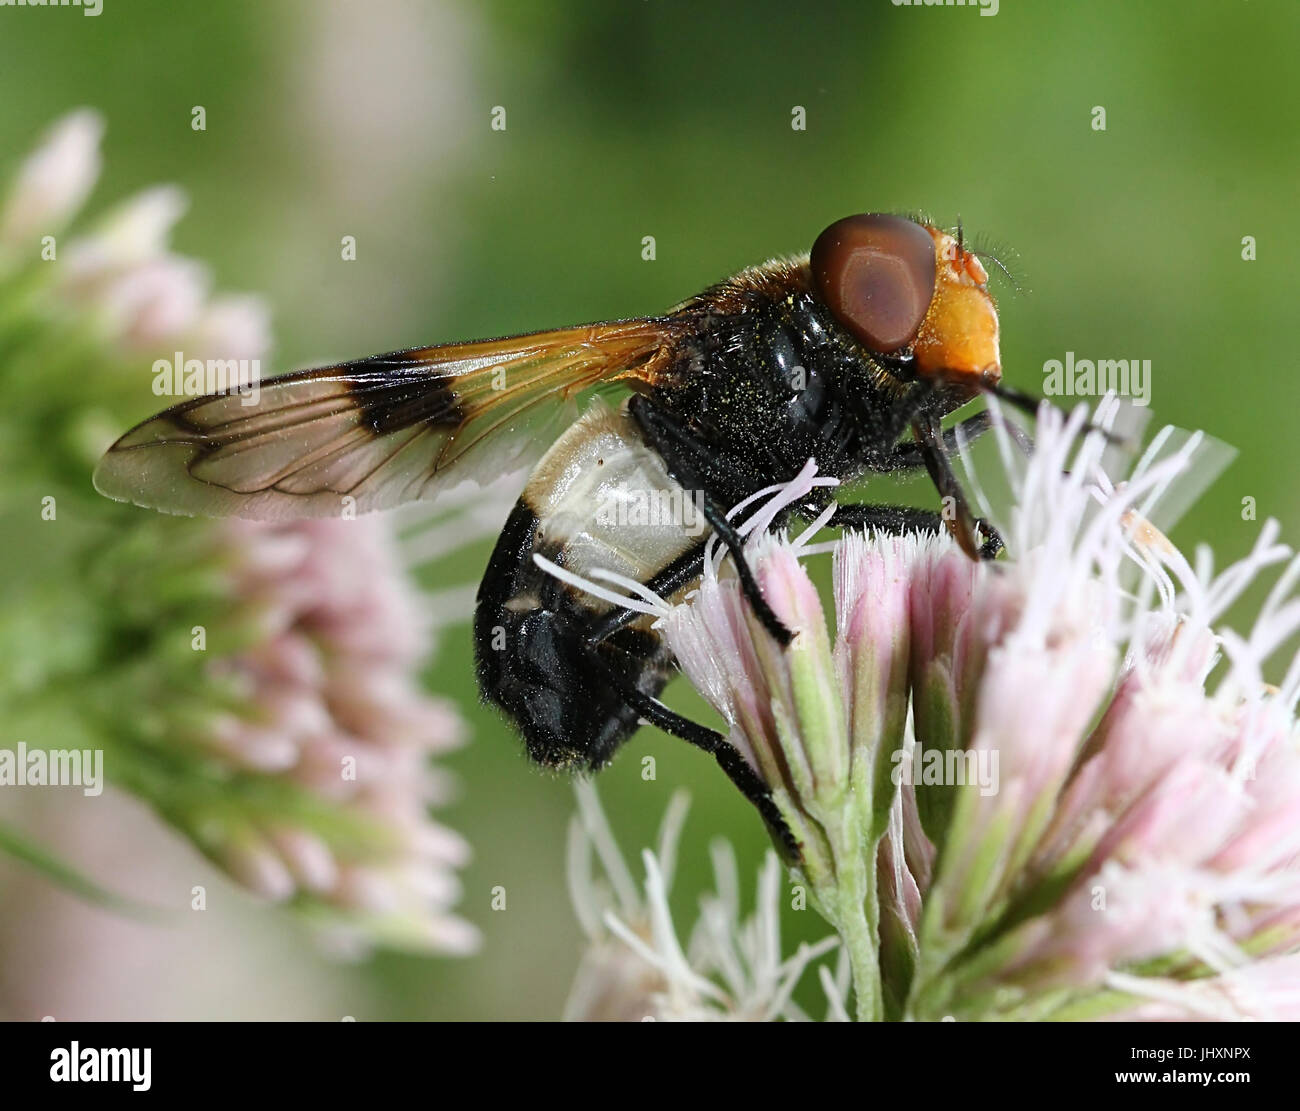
[809,214,1001,393]
[912,226,1001,389]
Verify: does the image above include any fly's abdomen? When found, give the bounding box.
[473,402,703,770]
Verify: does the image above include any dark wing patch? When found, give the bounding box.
[94,319,676,520]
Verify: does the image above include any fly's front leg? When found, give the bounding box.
[881,409,1031,473]
[911,412,996,561]
[867,407,1018,559]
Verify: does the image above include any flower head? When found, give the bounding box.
[0,111,481,957]
[563,397,1300,1020]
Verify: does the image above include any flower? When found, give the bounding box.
[0,110,103,251]
[554,398,1300,1020]
[0,110,482,957]
[877,408,1300,1021]
[182,515,479,956]
[564,782,838,1021]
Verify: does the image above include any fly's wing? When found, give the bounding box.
[93,318,677,520]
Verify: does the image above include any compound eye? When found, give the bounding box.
[810,214,937,353]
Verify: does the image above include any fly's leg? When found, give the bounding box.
[879,409,1031,471]
[595,654,799,861]
[824,501,1003,560]
[583,540,707,648]
[629,397,794,647]
[912,413,992,560]
[590,407,1008,652]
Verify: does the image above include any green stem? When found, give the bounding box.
[824,809,882,1021]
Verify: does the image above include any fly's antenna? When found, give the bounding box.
[966,231,1027,296]
[976,249,1020,291]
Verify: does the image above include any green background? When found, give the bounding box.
[1,0,1296,1019]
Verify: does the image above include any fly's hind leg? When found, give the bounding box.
[592,650,800,861]
[571,541,799,856]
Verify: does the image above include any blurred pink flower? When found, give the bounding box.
[0,109,481,959]
[0,109,103,250]
[201,515,479,955]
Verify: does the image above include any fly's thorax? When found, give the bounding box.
[653,278,897,496]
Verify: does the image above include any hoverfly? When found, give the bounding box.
[95,213,1025,849]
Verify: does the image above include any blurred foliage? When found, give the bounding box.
[1,0,1297,1019]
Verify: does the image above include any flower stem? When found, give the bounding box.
[823,810,882,1022]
